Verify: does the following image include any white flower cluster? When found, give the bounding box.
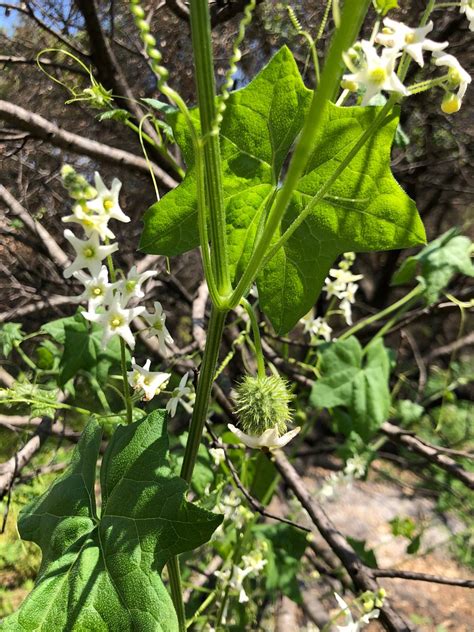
[61,166,184,408]
[215,543,268,604]
[324,252,362,326]
[342,18,471,113]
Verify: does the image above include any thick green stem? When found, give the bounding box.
[167,556,186,632]
[180,306,227,482]
[189,0,231,297]
[227,0,371,307]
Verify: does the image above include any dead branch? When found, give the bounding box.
[0,55,88,76]
[0,295,74,324]
[0,183,70,269]
[381,422,474,490]
[271,450,415,632]
[0,100,178,189]
[0,418,52,500]
[371,568,474,588]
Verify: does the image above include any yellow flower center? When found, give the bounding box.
[404,33,415,44]
[92,286,103,296]
[369,67,387,84]
[83,247,95,258]
[103,198,114,211]
[110,315,124,329]
[126,280,136,293]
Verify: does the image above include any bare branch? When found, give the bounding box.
[0,418,51,500]
[371,568,474,588]
[381,422,474,490]
[0,100,178,189]
[0,295,74,324]
[0,183,71,269]
[271,450,415,632]
[0,54,88,76]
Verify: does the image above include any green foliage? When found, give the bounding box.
[42,312,125,386]
[141,47,424,333]
[389,516,422,554]
[394,399,424,425]
[346,537,378,568]
[310,337,391,440]
[372,0,399,16]
[257,524,308,603]
[0,322,24,358]
[393,228,474,304]
[0,382,59,418]
[98,108,130,122]
[3,410,222,631]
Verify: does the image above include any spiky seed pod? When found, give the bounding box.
[234,374,293,436]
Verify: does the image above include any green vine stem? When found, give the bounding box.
[189,0,231,298]
[226,0,372,307]
[339,283,424,341]
[167,555,186,632]
[241,298,265,379]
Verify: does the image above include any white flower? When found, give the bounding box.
[83,295,145,349]
[227,423,301,450]
[433,52,471,112]
[87,172,131,223]
[334,593,380,632]
[304,316,332,342]
[215,551,267,604]
[166,373,191,417]
[344,455,366,479]
[62,203,115,241]
[119,265,157,306]
[72,265,118,308]
[127,358,170,400]
[63,229,118,278]
[143,301,174,356]
[376,19,447,67]
[343,41,408,105]
[209,447,225,466]
[324,269,363,300]
[340,298,353,325]
[460,0,474,31]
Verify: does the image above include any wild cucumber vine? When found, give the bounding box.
[2,0,473,630]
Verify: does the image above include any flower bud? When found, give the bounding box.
[441,92,461,114]
[234,374,293,436]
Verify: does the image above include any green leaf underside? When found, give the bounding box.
[310,337,391,440]
[392,227,474,304]
[140,46,425,333]
[3,411,222,631]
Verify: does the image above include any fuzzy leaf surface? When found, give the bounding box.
[310,337,391,440]
[3,411,222,631]
[140,47,425,333]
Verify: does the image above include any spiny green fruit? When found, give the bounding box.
[234,374,293,436]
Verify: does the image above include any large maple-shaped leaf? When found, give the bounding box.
[3,411,221,631]
[140,47,425,333]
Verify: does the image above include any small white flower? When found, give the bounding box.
[83,295,145,349]
[209,447,226,466]
[119,265,158,306]
[63,229,118,278]
[334,592,380,632]
[127,357,170,401]
[166,373,191,417]
[324,269,363,300]
[87,172,131,223]
[376,19,447,67]
[343,40,408,105]
[433,51,471,112]
[304,316,333,342]
[340,298,353,325]
[227,423,301,450]
[62,203,115,241]
[460,0,474,31]
[143,301,174,356]
[72,266,117,308]
[344,455,366,479]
